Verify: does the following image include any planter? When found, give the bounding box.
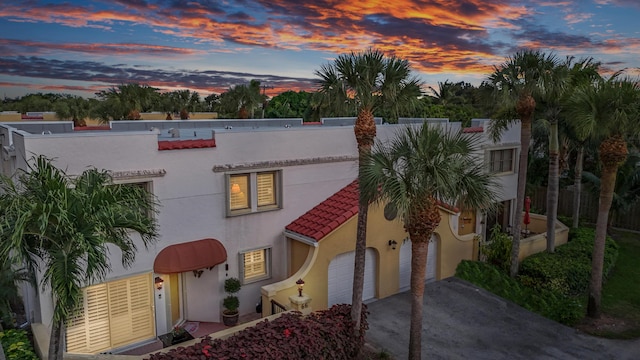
[222,311,239,326]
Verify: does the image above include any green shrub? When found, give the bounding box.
[455,260,584,325]
[0,329,38,360]
[519,227,619,297]
[480,225,512,273]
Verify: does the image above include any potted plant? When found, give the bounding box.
[170,324,189,345]
[222,277,241,326]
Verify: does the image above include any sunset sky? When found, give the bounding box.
[1,0,639,99]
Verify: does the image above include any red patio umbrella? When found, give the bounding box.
[523,196,531,232]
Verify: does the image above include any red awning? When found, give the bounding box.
[153,238,227,274]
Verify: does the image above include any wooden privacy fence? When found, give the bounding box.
[529,186,640,232]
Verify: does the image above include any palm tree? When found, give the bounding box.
[53,95,91,127]
[567,75,640,317]
[487,50,558,277]
[360,124,498,360]
[538,57,600,252]
[582,150,640,228]
[0,256,33,331]
[0,156,159,359]
[315,49,422,331]
[219,80,264,119]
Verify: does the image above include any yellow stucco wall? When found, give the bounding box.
[262,202,479,315]
[288,238,309,276]
[518,213,569,260]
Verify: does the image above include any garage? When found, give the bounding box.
[399,235,438,292]
[328,248,377,306]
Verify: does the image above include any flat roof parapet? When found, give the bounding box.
[110,118,304,132]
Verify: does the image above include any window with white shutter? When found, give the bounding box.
[257,172,276,207]
[226,171,281,216]
[66,273,154,354]
[239,248,271,284]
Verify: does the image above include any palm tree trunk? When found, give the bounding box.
[587,166,617,318]
[48,319,65,360]
[510,100,534,277]
[351,180,368,333]
[572,145,584,229]
[546,122,559,252]
[408,240,429,360]
[352,108,376,335]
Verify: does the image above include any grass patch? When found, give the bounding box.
[594,229,640,338]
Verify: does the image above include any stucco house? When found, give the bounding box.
[0,117,525,356]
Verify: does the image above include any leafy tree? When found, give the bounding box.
[360,125,498,360]
[95,83,160,121]
[265,91,310,118]
[0,156,159,359]
[486,50,558,277]
[567,75,640,318]
[315,49,422,337]
[15,93,58,113]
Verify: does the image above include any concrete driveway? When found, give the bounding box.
[366,277,639,359]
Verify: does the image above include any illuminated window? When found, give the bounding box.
[226,171,281,216]
[489,149,515,173]
[240,248,271,283]
[229,174,250,210]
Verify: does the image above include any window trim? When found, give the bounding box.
[487,147,516,174]
[111,179,156,220]
[239,247,272,284]
[226,170,282,217]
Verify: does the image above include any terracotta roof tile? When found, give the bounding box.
[285,180,360,242]
[462,126,484,133]
[158,139,216,151]
[74,126,111,131]
[285,180,460,242]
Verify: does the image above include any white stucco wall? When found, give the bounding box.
[3,118,521,350]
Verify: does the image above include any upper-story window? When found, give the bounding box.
[489,148,515,173]
[227,170,281,216]
[114,181,155,220]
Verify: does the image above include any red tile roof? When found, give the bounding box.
[303,122,322,125]
[285,180,359,241]
[158,139,216,150]
[74,126,111,131]
[285,180,460,242]
[462,126,484,133]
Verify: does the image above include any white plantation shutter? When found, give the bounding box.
[66,273,154,354]
[257,172,275,206]
[129,275,154,341]
[244,250,266,279]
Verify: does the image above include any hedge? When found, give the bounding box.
[518,227,619,297]
[455,260,584,325]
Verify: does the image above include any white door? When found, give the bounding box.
[399,235,437,292]
[328,248,376,307]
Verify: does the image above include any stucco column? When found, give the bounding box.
[288,294,312,315]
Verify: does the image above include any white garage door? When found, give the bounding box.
[399,235,437,292]
[328,248,376,307]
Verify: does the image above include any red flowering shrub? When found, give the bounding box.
[146,304,368,360]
